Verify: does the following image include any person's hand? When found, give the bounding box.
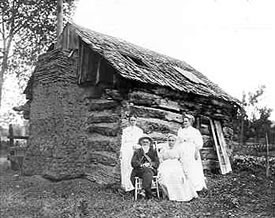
[133,144,141,150]
[142,162,151,168]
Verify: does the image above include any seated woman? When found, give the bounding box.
[130,135,159,199]
[158,134,198,202]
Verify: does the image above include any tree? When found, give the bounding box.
[0,0,76,108]
[240,85,273,143]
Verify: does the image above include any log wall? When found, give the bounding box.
[24,49,236,184]
[125,88,235,170]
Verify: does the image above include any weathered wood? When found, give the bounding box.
[138,117,180,135]
[88,99,119,111]
[214,120,232,173]
[129,91,160,106]
[158,98,181,111]
[104,89,124,101]
[86,113,120,124]
[86,123,120,136]
[179,101,203,111]
[210,99,233,109]
[130,105,182,123]
[129,91,181,112]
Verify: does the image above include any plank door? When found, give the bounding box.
[209,119,232,174]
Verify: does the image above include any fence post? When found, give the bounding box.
[266,133,270,178]
[8,124,14,147]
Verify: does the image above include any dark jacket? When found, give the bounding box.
[131,146,159,173]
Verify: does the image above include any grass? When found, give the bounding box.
[0,154,274,218]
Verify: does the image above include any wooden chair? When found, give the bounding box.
[134,176,160,200]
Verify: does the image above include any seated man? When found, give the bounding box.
[130,134,159,199]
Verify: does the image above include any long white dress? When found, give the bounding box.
[158,146,198,201]
[177,126,207,192]
[120,125,143,191]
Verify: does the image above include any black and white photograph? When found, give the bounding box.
[0,0,274,217]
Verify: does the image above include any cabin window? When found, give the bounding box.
[172,66,206,85]
[120,53,149,68]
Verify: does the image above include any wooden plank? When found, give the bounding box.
[209,119,228,174]
[130,105,183,123]
[214,120,232,174]
[158,99,181,112]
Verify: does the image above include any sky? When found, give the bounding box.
[73,0,275,120]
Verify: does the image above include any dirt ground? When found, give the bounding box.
[0,152,274,218]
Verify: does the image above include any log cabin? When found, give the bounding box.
[22,22,240,184]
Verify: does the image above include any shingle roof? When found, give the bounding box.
[69,22,239,104]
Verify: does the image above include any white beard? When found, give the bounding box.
[142,146,150,154]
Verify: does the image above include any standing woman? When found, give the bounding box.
[177,114,207,192]
[120,114,143,192]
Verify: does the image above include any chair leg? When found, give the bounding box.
[156,183,160,199]
[134,185,137,200]
[134,178,138,201]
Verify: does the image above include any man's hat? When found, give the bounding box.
[138,134,153,145]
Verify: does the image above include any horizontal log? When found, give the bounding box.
[210,99,233,109]
[129,91,181,112]
[152,87,184,99]
[158,99,181,111]
[86,123,120,136]
[130,105,182,123]
[179,101,203,111]
[129,91,160,106]
[88,99,119,111]
[202,111,231,121]
[213,113,231,121]
[138,117,181,135]
[86,112,120,124]
[104,89,123,101]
